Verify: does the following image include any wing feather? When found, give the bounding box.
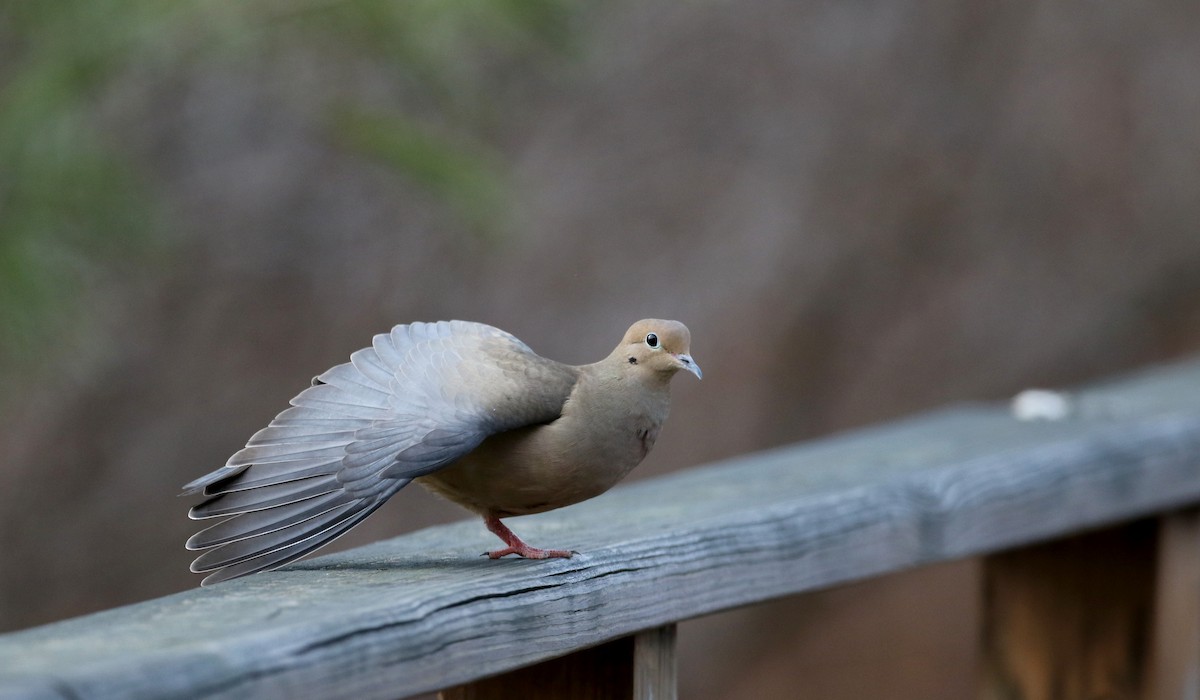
[182,320,578,584]
[195,498,387,585]
[186,493,353,550]
[189,476,341,518]
[203,458,342,493]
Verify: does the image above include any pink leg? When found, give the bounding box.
[483,515,574,559]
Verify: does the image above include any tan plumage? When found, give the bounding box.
[182,319,700,585]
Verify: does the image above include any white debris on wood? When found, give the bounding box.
[1012,389,1073,421]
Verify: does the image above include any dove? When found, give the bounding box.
[183,319,701,585]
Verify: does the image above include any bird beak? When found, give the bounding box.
[674,353,702,380]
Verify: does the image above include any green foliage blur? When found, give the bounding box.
[0,0,577,371]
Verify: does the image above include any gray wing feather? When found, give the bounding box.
[202,456,344,493]
[191,498,367,571]
[182,321,577,584]
[190,476,342,518]
[349,347,394,387]
[186,492,353,549]
[194,498,388,586]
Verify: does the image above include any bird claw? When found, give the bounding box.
[483,545,574,560]
[482,515,575,560]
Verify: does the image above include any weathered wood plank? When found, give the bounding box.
[437,635,635,700]
[633,625,676,700]
[978,520,1157,700]
[1148,510,1200,700]
[5,359,1200,699]
[435,625,675,700]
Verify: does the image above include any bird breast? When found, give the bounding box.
[416,377,669,518]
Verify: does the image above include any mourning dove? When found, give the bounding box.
[183,319,700,585]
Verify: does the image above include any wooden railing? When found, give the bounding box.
[4,359,1200,699]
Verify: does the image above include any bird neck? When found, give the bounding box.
[573,361,672,423]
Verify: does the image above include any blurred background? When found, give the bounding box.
[2,0,1199,697]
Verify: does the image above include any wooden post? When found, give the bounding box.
[1148,510,1200,700]
[633,624,676,700]
[979,521,1157,700]
[438,625,677,700]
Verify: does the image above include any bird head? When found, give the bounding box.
[617,319,702,380]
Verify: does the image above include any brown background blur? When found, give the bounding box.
[2,1,1199,698]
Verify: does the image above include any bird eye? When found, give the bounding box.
[645,333,659,348]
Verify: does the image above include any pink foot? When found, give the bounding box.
[483,515,576,560]
[485,543,575,560]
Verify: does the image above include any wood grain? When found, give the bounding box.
[979,521,1157,700]
[1148,510,1200,700]
[4,359,1200,699]
[436,625,675,700]
[634,625,676,700]
[438,636,634,700]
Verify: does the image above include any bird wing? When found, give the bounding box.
[182,320,577,585]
